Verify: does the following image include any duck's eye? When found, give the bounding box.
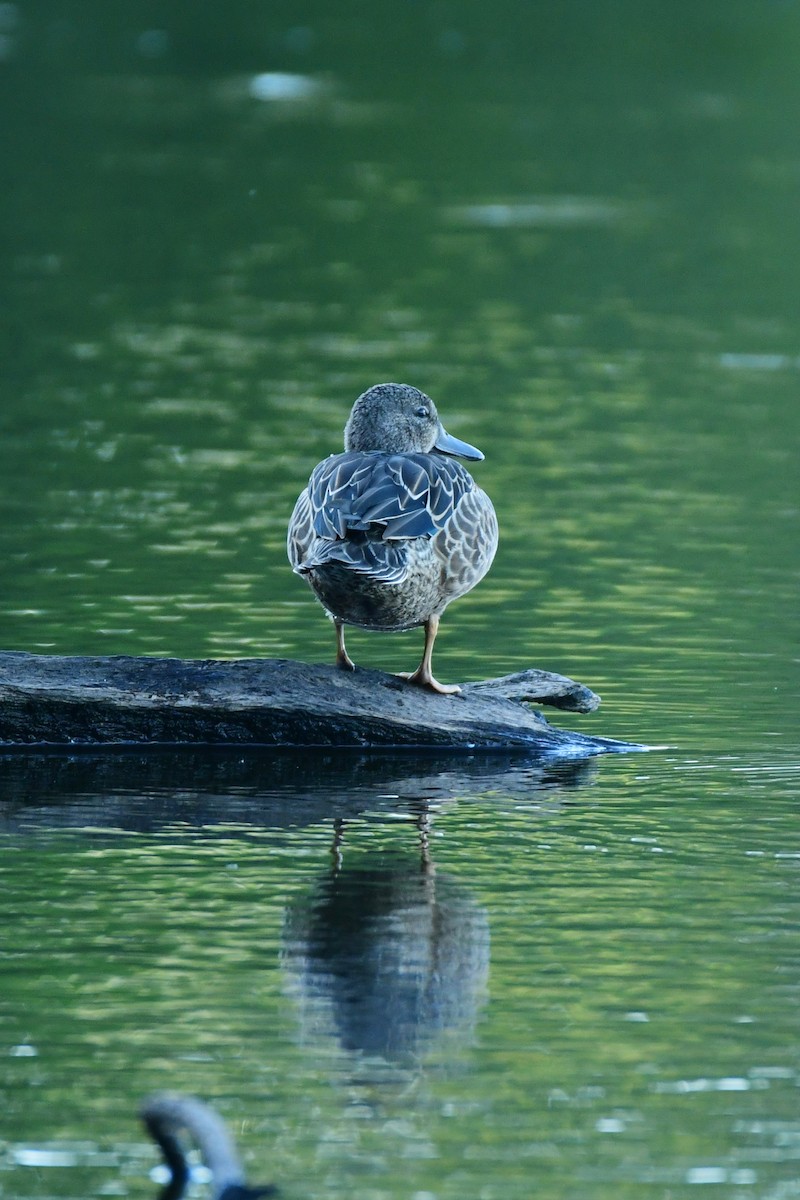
[415,405,430,419]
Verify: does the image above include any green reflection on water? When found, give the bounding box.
[1,757,799,1199]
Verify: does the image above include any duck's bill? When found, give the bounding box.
[434,426,484,460]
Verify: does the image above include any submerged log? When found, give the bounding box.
[0,651,645,757]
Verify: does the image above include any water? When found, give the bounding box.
[2,756,799,1198]
[1,3,799,1197]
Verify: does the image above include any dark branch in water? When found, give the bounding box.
[141,1094,276,1200]
[0,651,646,756]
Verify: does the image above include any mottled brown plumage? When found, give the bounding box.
[287,383,498,693]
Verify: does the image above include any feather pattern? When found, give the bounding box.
[306,452,473,542]
[286,382,498,679]
[288,449,497,630]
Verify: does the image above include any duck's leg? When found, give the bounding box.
[335,619,356,671]
[398,614,461,695]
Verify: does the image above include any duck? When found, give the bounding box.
[287,382,498,694]
[141,1093,274,1200]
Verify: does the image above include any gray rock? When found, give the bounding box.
[0,651,645,757]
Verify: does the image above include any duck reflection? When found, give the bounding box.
[282,809,489,1063]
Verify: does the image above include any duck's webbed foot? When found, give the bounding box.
[396,614,461,695]
[396,666,461,695]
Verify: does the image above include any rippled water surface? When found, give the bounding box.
[2,3,799,1197]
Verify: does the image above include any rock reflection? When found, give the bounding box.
[282,810,489,1064]
[0,747,597,834]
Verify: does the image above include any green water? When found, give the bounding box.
[1,3,799,1197]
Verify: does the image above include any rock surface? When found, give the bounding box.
[0,651,645,757]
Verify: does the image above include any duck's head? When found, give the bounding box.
[344,383,484,460]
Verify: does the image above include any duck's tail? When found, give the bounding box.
[295,533,409,584]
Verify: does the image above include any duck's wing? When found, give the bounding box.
[288,451,492,585]
[307,451,475,541]
[288,473,409,582]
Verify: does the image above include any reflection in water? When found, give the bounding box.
[444,197,627,228]
[247,72,328,104]
[282,811,489,1064]
[0,746,597,833]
